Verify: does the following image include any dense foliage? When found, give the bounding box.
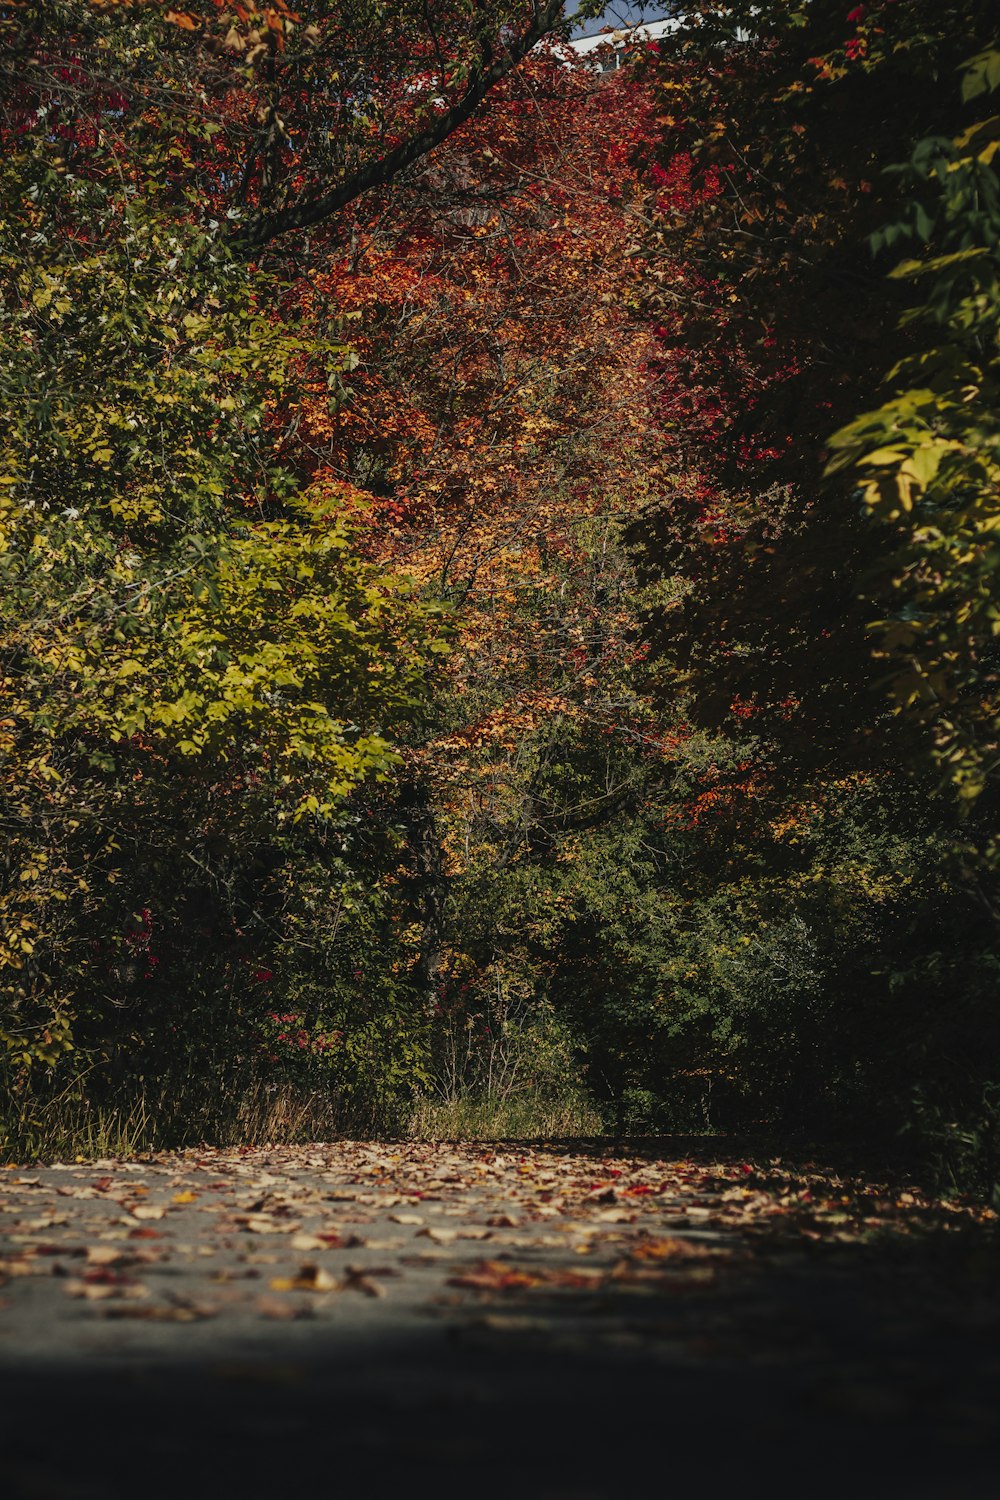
[1,1,998,1194]
[631,0,1000,1187]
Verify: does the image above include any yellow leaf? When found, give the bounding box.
[270,1263,337,1292]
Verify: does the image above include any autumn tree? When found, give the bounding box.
[3,0,666,1141]
[0,0,501,1125]
[252,31,684,1120]
[628,0,1000,1180]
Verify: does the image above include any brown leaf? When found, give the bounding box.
[289,1233,328,1253]
[472,1313,557,1334]
[85,1245,129,1267]
[447,1261,543,1292]
[629,1236,716,1262]
[235,1214,302,1234]
[342,1267,386,1297]
[64,1277,150,1302]
[103,1298,218,1322]
[0,1257,42,1278]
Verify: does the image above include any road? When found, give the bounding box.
[0,1139,997,1499]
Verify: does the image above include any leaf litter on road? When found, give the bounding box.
[0,1135,996,1446]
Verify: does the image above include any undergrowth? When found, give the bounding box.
[0,1078,603,1163]
[0,1081,365,1164]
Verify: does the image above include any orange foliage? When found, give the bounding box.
[270,51,673,830]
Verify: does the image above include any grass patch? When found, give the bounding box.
[2,1069,604,1164]
[0,1080,383,1165]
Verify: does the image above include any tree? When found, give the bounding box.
[0,0,446,1108]
[263,31,675,1115]
[624,0,1000,1179]
[2,2,600,245]
[827,47,1000,815]
[632,1,998,759]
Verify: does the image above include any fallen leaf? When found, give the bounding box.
[0,1258,42,1277]
[85,1245,130,1267]
[18,1215,68,1232]
[103,1298,218,1322]
[64,1277,150,1302]
[342,1267,386,1297]
[235,1214,302,1235]
[471,1313,557,1334]
[289,1233,328,1253]
[628,1236,716,1262]
[447,1261,543,1292]
[269,1263,337,1293]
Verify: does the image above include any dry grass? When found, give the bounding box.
[0,1080,367,1164]
[2,1076,605,1164]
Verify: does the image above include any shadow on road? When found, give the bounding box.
[3,1220,997,1500]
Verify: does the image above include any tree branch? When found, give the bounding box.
[236,0,565,251]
